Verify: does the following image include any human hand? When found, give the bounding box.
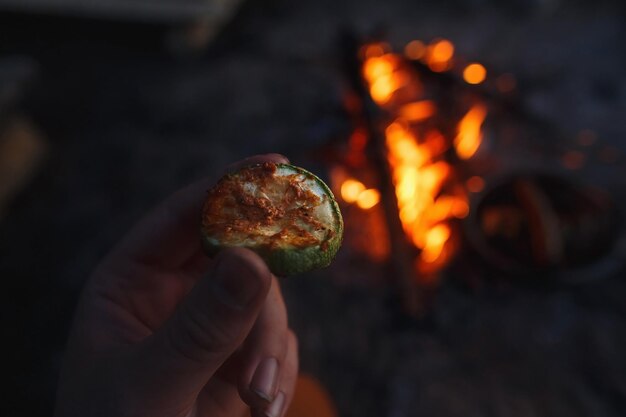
[55,154,299,417]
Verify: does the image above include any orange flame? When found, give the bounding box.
[399,100,436,122]
[362,48,420,106]
[340,178,380,210]
[384,121,457,262]
[359,44,479,275]
[341,179,365,203]
[363,54,403,105]
[363,55,394,82]
[425,39,454,72]
[357,189,381,209]
[370,72,409,105]
[463,63,487,84]
[454,103,487,159]
[421,224,451,262]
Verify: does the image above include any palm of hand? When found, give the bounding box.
[56,155,298,417]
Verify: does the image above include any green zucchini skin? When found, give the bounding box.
[201,163,343,276]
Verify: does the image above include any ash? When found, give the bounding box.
[1,0,625,416]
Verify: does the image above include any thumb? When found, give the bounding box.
[131,248,272,402]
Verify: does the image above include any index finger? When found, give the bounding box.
[109,153,289,269]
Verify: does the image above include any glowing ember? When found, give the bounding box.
[427,196,470,222]
[384,120,458,263]
[340,178,380,210]
[429,39,454,61]
[357,189,381,209]
[423,130,448,156]
[349,129,368,151]
[451,199,470,218]
[454,103,487,159]
[463,63,487,84]
[466,176,485,193]
[362,43,389,59]
[370,72,409,104]
[399,100,436,122]
[341,179,366,203]
[426,39,454,72]
[363,54,404,105]
[421,224,451,262]
[363,56,394,82]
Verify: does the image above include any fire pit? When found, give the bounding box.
[325,35,626,314]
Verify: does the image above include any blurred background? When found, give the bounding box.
[1,0,626,416]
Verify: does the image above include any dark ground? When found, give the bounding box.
[1,0,626,416]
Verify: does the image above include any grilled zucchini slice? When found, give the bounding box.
[201,163,343,276]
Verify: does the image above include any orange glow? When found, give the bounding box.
[359,43,469,274]
[349,129,368,151]
[430,39,454,62]
[340,178,380,210]
[370,72,409,104]
[466,176,485,193]
[426,39,454,72]
[463,63,487,84]
[362,52,422,106]
[405,40,426,60]
[452,201,469,218]
[423,130,448,156]
[454,103,487,159]
[341,179,365,203]
[429,61,452,72]
[346,128,368,166]
[399,100,436,122]
[385,121,430,166]
[362,43,388,59]
[420,224,451,262]
[384,120,464,261]
[421,162,449,191]
[356,189,381,209]
[363,54,410,105]
[363,56,394,82]
[363,54,408,104]
[427,196,468,222]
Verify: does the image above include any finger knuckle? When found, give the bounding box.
[169,303,238,362]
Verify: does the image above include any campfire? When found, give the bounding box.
[329,36,622,315]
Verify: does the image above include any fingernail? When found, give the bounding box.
[264,391,286,417]
[250,357,279,402]
[213,252,262,309]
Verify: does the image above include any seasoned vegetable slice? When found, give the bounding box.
[201,163,343,276]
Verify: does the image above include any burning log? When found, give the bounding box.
[331,32,624,314]
[334,35,485,315]
[337,34,423,316]
[355,40,477,281]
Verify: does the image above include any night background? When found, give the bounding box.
[1,0,626,416]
